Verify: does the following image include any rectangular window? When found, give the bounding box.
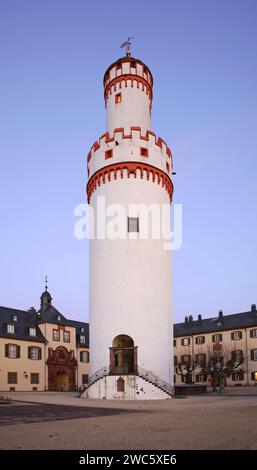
[5,344,20,359]
[212,334,222,343]
[7,324,15,334]
[80,351,89,363]
[116,62,121,70]
[63,331,70,342]
[29,328,36,337]
[128,217,139,233]
[195,336,205,345]
[82,374,89,384]
[195,354,206,365]
[28,346,41,360]
[181,354,191,364]
[8,372,17,384]
[166,162,170,173]
[130,60,136,68]
[80,335,86,344]
[231,331,242,340]
[105,149,113,160]
[30,373,39,384]
[174,355,177,366]
[140,147,149,157]
[173,339,176,347]
[232,371,244,381]
[115,93,122,104]
[250,329,257,338]
[181,338,190,346]
[53,329,60,341]
[251,349,257,361]
[232,350,243,362]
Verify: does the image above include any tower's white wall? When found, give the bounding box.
[89,177,173,385]
[106,82,151,135]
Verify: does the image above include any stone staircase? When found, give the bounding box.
[80,366,174,398]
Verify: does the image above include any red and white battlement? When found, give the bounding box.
[103,57,153,134]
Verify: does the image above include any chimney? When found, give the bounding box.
[218,310,223,319]
[198,314,202,324]
[251,304,256,312]
[184,316,189,327]
[189,315,193,325]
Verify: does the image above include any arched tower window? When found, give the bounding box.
[110,335,137,375]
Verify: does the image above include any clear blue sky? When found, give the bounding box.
[0,0,257,323]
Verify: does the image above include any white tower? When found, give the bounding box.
[85,52,174,399]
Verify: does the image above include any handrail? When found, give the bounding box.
[80,366,109,397]
[137,367,174,396]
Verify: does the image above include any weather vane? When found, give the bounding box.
[45,275,48,291]
[120,36,134,57]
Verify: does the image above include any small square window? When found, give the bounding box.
[12,315,18,322]
[166,162,170,173]
[115,93,122,104]
[29,328,36,337]
[7,324,15,334]
[128,217,139,233]
[140,147,149,157]
[105,149,113,160]
[80,335,86,343]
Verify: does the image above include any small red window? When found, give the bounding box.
[115,93,122,104]
[140,147,149,157]
[166,162,170,173]
[105,149,113,160]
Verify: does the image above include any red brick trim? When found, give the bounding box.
[103,57,153,86]
[104,75,153,104]
[87,127,172,166]
[86,161,173,203]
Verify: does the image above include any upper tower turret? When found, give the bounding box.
[103,57,153,134]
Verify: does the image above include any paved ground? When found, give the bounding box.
[0,389,257,450]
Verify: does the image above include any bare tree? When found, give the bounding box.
[201,343,245,392]
[176,353,197,384]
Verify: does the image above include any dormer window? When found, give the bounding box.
[81,327,84,332]
[29,328,36,337]
[12,315,18,322]
[80,335,86,343]
[7,324,15,334]
[57,315,61,321]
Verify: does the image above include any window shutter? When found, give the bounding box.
[231,332,234,340]
[251,372,255,380]
[251,349,254,361]
[5,344,9,357]
[80,351,82,362]
[239,332,242,339]
[250,330,253,338]
[28,346,31,359]
[38,348,42,360]
[212,335,215,342]
[17,345,20,358]
[87,352,90,363]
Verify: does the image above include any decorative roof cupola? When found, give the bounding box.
[40,276,52,312]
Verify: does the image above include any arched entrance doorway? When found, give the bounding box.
[53,371,69,391]
[46,346,77,391]
[110,335,137,374]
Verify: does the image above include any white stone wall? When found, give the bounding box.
[89,177,173,385]
[106,82,151,135]
[87,375,172,400]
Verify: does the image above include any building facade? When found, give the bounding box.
[0,288,89,392]
[86,51,174,399]
[174,305,257,387]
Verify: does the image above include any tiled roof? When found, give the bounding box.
[0,306,45,343]
[0,305,89,347]
[174,308,257,337]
